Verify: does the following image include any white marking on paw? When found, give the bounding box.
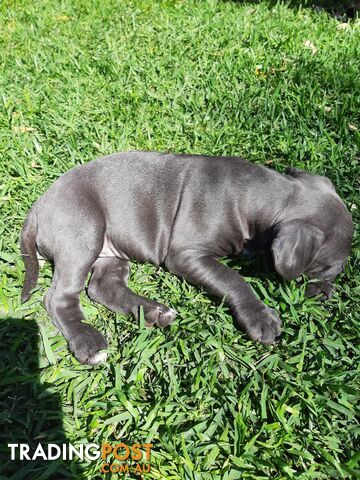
[162,308,177,324]
[88,351,108,365]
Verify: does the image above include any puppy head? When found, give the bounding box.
[271,215,353,299]
[271,167,354,298]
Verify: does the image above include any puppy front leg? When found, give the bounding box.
[166,252,281,344]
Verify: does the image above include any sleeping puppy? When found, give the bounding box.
[20,151,353,365]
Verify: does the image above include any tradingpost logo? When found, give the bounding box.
[8,442,154,475]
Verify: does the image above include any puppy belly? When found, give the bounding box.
[98,235,123,259]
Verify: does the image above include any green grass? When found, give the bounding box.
[0,0,359,478]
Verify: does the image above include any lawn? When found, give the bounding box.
[0,0,359,478]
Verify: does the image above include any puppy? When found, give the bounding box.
[21,151,353,364]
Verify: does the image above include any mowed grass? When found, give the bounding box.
[0,0,359,478]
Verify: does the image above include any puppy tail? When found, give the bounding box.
[20,205,39,303]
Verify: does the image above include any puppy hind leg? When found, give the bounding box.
[45,247,108,365]
[88,257,177,328]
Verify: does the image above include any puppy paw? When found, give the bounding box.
[245,306,282,345]
[144,304,177,328]
[305,281,334,300]
[68,323,108,365]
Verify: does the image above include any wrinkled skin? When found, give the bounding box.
[20,152,353,364]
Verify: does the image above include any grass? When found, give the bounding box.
[0,0,359,478]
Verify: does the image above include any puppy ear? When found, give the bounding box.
[285,166,304,177]
[286,166,336,191]
[271,221,324,280]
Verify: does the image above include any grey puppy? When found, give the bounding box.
[21,151,353,365]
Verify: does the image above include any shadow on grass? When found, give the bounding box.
[0,318,82,479]
[226,237,277,279]
[226,0,359,19]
